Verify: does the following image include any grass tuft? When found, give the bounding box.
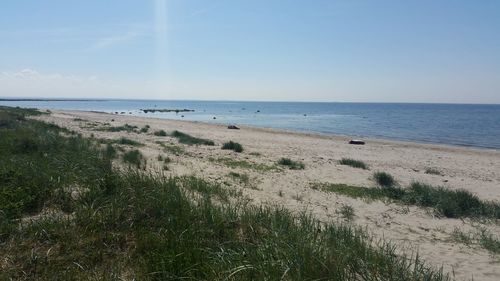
[278,158,305,170]
[373,171,396,187]
[153,129,167,136]
[140,125,150,133]
[222,141,243,152]
[339,158,368,169]
[339,204,356,221]
[171,130,214,145]
[425,167,442,175]
[97,123,138,133]
[122,149,145,168]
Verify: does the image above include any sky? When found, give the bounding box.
[0,0,499,103]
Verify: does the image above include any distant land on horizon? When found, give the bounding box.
[1,97,499,106]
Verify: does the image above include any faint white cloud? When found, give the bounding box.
[86,25,146,52]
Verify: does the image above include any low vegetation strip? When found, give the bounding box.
[96,123,138,133]
[338,158,368,169]
[210,157,279,172]
[171,130,215,145]
[313,181,500,219]
[278,158,305,170]
[0,106,450,280]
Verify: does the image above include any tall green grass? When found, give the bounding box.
[0,106,451,280]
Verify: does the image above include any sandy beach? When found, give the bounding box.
[36,110,500,281]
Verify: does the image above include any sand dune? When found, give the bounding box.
[37,110,500,281]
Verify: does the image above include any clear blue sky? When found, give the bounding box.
[1,0,499,103]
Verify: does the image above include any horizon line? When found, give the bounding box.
[1,97,500,106]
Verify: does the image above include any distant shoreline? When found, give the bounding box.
[2,101,499,150]
[0,98,105,102]
[1,98,499,106]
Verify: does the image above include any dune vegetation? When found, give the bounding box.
[0,106,452,280]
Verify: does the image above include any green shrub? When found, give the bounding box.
[222,141,243,152]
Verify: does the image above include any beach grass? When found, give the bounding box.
[451,228,500,255]
[153,129,167,136]
[313,181,500,220]
[222,141,243,152]
[211,157,279,172]
[171,130,214,146]
[338,158,369,169]
[98,137,143,146]
[425,167,442,175]
[373,171,396,187]
[278,158,305,170]
[157,141,185,155]
[96,123,138,133]
[0,106,452,280]
[122,149,144,168]
[104,143,117,159]
[339,204,356,221]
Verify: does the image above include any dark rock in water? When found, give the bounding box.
[181,115,184,117]
[256,110,260,113]
[349,140,365,145]
[303,114,307,116]
[228,125,240,130]
[111,119,115,122]
[120,112,125,114]
[213,117,216,119]
[114,112,118,114]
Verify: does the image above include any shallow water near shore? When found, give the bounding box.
[2,99,500,149]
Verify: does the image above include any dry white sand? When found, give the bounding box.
[37,110,500,280]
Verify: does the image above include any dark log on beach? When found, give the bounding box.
[228,125,240,130]
[349,140,365,145]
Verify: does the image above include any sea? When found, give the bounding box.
[1,99,500,150]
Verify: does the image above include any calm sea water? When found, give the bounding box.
[2,99,500,150]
